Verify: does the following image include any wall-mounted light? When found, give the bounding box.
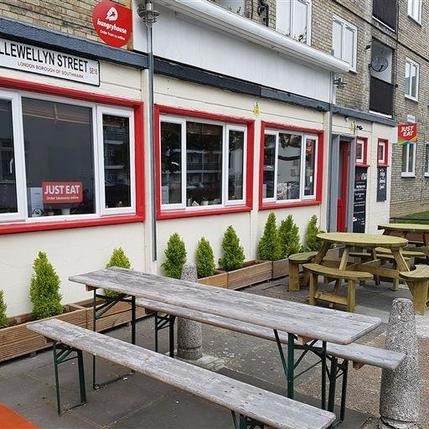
[137,0,160,25]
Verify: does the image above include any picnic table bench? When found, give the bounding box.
[136,296,404,421]
[28,319,335,429]
[399,265,429,315]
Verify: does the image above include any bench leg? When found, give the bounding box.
[309,273,318,305]
[409,280,428,315]
[154,312,176,357]
[347,280,356,313]
[288,262,300,291]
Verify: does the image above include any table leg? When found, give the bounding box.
[313,241,331,264]
[391,248,410,273]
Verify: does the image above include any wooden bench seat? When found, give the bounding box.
[400,265,429,315]
[28,319,335,429]
[375,247,424,258]
[304,263,373,313]
[288,251,318,291]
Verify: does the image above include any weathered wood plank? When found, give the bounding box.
[137,298,404,370]
[28,319,335,429]
[400,264,429,280]
[69,268,381,345]
[318,233,408,249]
[303,264,373,281]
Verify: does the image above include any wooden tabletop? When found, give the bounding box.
[378,223,429,233]
[70,268,381,345]
[318,232,408,249]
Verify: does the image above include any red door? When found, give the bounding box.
[337,142,349,232]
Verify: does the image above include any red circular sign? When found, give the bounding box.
[92,0,132,48]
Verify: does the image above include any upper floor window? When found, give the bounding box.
[405,58,419,101]
[0,90,136,224]
[425,143,429,177]
[408,0,422,23]
[373,0,397,30]
[332,16,357,71]
[214,0,245,16]
[355,138,368,166]
[160,115,248,211]
[276,0,312,45]
[401,143,416,177]
[262,129,318,203]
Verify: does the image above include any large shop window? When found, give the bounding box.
[262,129,318,204]
[0,90,135,225]
[160,115,247,213]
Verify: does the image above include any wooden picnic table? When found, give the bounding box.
[69,268,381,416]
[378,223,429,247]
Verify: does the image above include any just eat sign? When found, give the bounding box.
[42,182,83,204]
[398,123,417,144]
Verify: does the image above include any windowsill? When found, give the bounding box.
[368,110,393,119]
[401,173,416,178]
[408,15,422,26]
[405,94,419,103]
[378,163,389,167]
[424,173,429,177]
[0,214,144,235]
[157,205,251,220]
[356,163,369,168]
[372,16,396,33]
[260,199,320,211]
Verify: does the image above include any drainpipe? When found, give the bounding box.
[257,0,269,26]
[326,72,335,232]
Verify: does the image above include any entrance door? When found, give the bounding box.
[336,141,349,232]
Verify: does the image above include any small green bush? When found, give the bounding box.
[105,248,132,298]
[196,237,216,278]
[258,212,281,261]
[0,290,7,328]
[162,233,187,279]
[30,252,63,320]
[278,215,302,258]
[303,215,323,252]
[218,226,245,271]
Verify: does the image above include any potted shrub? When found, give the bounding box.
[303,215,323,252]
[0,290,7,328]
[162,233,187,279]
[274,215,302,279]
[219,226,272,290]
[0,252,87,363]
[104,247,132,298]
[196,238,227,288]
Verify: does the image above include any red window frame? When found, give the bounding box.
[377,138,389,167]
[155,105,254,220]
[259,121,324,210]
[355,137,369,167]
[0,76,145,235]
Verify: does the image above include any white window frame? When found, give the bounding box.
[355,138,366,165]
[263,129,318,203]
[276,0,312,45]
[405,58,419,101]
[160,115,247,211]
[377,140,388,166]
[97,105,136,216]
[425,143,429,177]
[408,0,422,23]
[401,143,416,177]
[332,15,357,72]
[0,90,136,224]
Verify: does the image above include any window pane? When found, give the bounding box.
[410,64,418,97]
[405,62,411,95]
[402,144,407,172]
[103,115,130,209]
[343,26,355,67]
[294,0,309,42]
[378,142,385,163]
[228,130,244,201]
[277,133,302,200]
[276,0,291,35]
[332,20,342,59]
[0,100,18,214]
[22,98,94,217]
[408,143,414,172]
[161,122,182,205]
[263,134,276,198]
[425,144,429,173]
[186,122,222,207]
[304,138,316,196]
[356,141,363,162]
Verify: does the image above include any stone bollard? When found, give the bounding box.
[177,265,203,360]
[379,298,419,429]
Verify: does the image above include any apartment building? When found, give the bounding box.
[0,0,395,316]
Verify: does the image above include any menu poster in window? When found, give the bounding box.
[353,167,367,233]
[377,167,387,202]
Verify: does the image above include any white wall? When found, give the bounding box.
[133,4,332,102]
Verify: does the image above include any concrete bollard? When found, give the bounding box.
[379,298,419,429]
[177,265,203,360]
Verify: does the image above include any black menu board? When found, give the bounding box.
[353,167,367,233]
[377,167,387,202]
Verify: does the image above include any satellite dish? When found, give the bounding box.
[370,56,389,73]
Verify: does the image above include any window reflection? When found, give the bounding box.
[277,133,301,200]
[263,134,275,198]
[228,130,244,201]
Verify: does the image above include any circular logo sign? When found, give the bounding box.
[92,0,132,48]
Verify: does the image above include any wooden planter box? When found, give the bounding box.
[0,304,87,363]
[198,270,228,288]
[227,260,273,290]
[272,258,289,279]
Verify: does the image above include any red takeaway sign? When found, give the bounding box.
[398,123,417,144]
[92,0,132,48]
